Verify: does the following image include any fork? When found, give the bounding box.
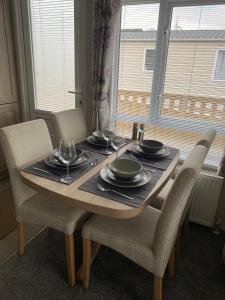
[97,183,133,200]
[32,167,59,176]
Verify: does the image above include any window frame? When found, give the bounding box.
[143,48,156,72]
[212,48,225,81]
[113,0,225,131]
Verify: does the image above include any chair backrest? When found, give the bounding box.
[152,145,208,277]
[0,119,53,215]
[217,142,225,177]
[195,128,216,149]
[51,109,87,145]
[216,143,225,229]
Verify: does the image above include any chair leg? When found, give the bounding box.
[17,222,24,256]
[83,238,91,289]
[65,234,76,287]
[77,241,101,281]
[154,275,162,300]
[168,246,175,280]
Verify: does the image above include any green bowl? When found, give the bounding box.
[108,159,143,179]
[139,140,164,154]
[92,130,113,143]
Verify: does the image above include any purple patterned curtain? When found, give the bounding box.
[92,0,121,131]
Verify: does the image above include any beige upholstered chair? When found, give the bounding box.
[195,128,216,149]
[51,109,88,145]
[81,145,208,300]
[151,129,215,211]
[0,119,89,287]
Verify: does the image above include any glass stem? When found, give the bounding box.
[66,163,69,179]
[107,139,110,154]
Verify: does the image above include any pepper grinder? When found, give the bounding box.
[131,122,139,140]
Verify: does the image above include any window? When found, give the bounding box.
[214,49,225,81]
[113,1,225,167]
[161,4,225,166]
[117,3,160,120]
[28,0,77,112]
[144,49,156,71]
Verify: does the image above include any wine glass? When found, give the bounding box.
[110,129,126,158]
[100,120,112,155]
[102,131,113,155]
[59,139,77,183]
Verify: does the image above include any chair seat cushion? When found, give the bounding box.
[150,178,174,210]
[82,206,160,273]
[18,193,90,235]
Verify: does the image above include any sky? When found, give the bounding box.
[121,4,225,31]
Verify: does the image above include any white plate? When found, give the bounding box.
[132,145,170,158]
[100,167,151,188]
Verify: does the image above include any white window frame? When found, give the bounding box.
[212,48,225,81]
[113,0,225,136]
[143,48,156,72]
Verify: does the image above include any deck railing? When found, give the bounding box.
[117,89,225,123]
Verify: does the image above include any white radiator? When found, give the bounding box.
[189,173,223,227]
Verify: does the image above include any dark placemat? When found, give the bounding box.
[77,138,130,156]
[79,168,164,208]
[23,151,107,185]
[79,145,179,207]
[77,140,114,155]
[126,146,179,170]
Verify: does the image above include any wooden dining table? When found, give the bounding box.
[20,141,180,220]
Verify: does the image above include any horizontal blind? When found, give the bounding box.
[115,2,225,167]
[161,4,225,166]
[116,3,160,136]
[28,0,76,112]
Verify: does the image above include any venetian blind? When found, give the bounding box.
[160,4,225,166]
[115,2,225,167]
[28,0,76,112]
